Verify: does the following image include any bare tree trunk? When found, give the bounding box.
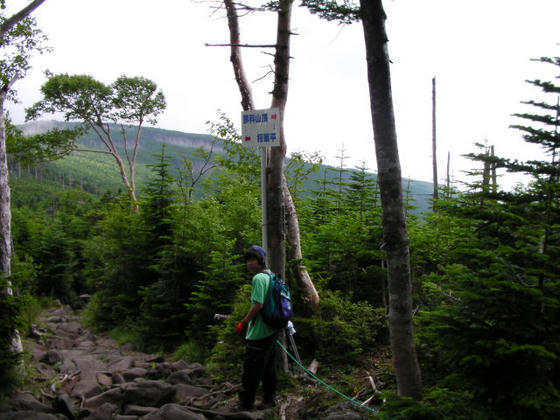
[223,0,319,305]
[1,0,47,367]
[0,90,24,365]
[446,151,451,195]
[432,77,438,203]
[359,0,423,400]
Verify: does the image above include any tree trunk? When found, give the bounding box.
[432,76,438,203]
[0,90,24,362]
[359,0,423,400]
[223,0,319,305]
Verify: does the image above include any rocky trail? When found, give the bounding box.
[0,304,371,420]
[0,304,274,420]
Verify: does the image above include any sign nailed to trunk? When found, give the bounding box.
[241,108,280,147]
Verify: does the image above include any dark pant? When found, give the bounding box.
[239,333,278,408]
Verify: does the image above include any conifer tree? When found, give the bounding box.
[417,54,560,419]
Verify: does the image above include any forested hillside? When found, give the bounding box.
[12,120,434,213]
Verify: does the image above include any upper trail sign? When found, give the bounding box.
[241,108,280,147]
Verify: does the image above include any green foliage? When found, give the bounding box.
[300,0,361,24]
[0,279,30,393]
[296,290,386,363]
[206,283,252,379]
[377,387,485,420]
[6,118,84,165]
[1,7,50,95]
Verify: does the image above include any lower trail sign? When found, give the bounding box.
[241,108,280,147]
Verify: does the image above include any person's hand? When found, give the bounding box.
[236,321,247,335]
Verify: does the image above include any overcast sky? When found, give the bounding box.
[5,0,560,187]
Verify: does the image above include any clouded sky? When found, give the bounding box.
[5,0,560,187]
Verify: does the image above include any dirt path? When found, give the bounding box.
[0,304,270,420]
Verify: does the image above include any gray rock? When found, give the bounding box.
[166,370,192,385]
[114,416,139,420]
[83,387,124,410]
[122,380,176,407]
[10,392,55,413]
[108,355,134,372]
[124,404,158,415]
[83,402,118,420]
[0,411,62,420]
[169,360,189,371]
[96,372,113,388]
[122,367,148,381]
[113,372,126,384]
[53,392,76,420]
[40,350,63,365]
[47,316,65,323]
[71,357,103,398]
[174,384,208,400]
[141,404,206,420]
[58,358,77,375]
[147,363,173,380]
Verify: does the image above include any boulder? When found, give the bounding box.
[9,392,54,413]
[166,370,192,385]
[40,350,63,365]
[122,367,148,382]
[147,363,173,380]
[141,404,206,420]
[174,384,208,400]
[0,411,62,420]
[124,404,158,416]
[169,360,189,371]
[53,392,76,420]
[113,372,126,385]
[122,380,176,407]
[83,402,118,420]
[82,387,124,410]
[108,355,134,372]
[96,372,113,388]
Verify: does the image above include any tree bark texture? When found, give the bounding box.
[0,92,11,281]
[224,0,254,111]
[1,0,47,361]
[360,0,423,400]
[223,0,319,305]
[432,77,438,202]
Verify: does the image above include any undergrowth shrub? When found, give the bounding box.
[295,290,387,363]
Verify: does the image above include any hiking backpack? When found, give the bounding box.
[261,273,293,329]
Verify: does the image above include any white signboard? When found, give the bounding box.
[241,108,280,147]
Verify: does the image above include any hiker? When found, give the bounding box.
[235,245,279,410]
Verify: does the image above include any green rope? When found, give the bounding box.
[277,340,379,416]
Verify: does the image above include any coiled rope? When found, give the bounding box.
[276,340,379,416]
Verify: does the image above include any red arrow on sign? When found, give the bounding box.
[244,136,251,141]
[271,114,277,120]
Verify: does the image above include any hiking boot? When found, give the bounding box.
[232,403,254,412]
[256,398,276,410]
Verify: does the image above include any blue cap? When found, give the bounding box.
[244,245,267,265]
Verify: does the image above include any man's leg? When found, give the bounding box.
[262,339,278,405]
[239,334,278,409]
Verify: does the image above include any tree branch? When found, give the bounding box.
[0,0,46,39]
[71,147,113,155]
[205,42,276,48]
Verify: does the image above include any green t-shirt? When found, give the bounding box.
[245,269,278,341]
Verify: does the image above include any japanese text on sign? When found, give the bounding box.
[241,108,280,148]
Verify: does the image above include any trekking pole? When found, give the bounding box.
[286,321,301,364]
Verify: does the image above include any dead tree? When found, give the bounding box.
[221,0,319,306]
